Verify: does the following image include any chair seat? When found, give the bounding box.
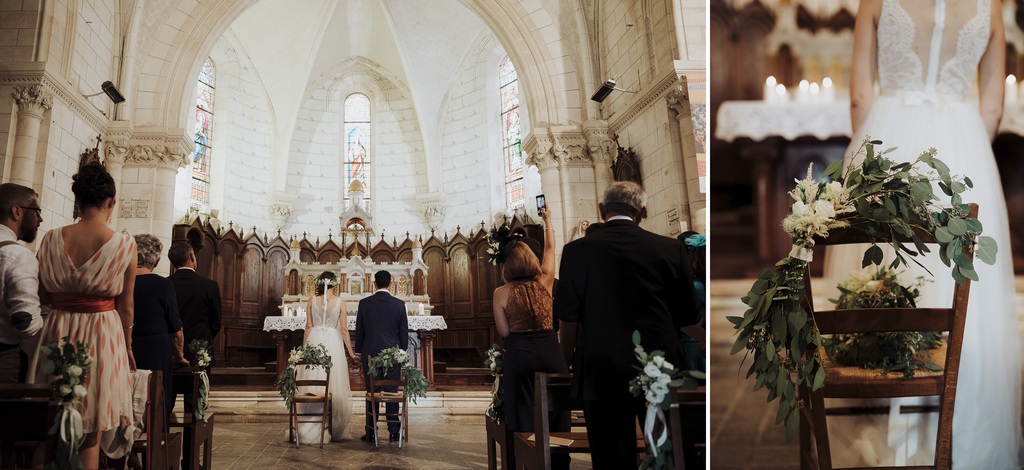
[294,393,332,403]
[820,343,947,398]
[366,391,403,400]
[514,431,645,454]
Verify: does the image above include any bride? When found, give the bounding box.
[297,271,355,443]
[827,0,1022,467]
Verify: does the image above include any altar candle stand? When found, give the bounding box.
[797,80,810,103]
[764,76,777,102]
[1007,75,1019,104]
[809,82,820,102]
[822,77,835,101]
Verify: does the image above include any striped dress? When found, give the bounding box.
[36,228,135,433]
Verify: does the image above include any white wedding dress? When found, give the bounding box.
[825,0,1022,467]
[296,296,353,443]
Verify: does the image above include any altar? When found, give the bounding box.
[265,237,447,385]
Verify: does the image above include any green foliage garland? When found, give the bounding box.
[484,344,504,423]
[188,339,212,422]
[368,346,428,404]
[730,140,997,442]
[275,344,333,409]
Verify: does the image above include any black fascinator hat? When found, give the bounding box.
[486,224,523,265]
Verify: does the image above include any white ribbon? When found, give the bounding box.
[789,244,814,262]
[644,401,669,459]
[195,370,210,422]
[879,90,968,112]
[53,402,84,463]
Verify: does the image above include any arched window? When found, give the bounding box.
[499,56,524,209]
[343,93,371,201]
[191,58,215,210]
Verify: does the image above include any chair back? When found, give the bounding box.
[0,384,54,468]
[531,373,578,468]
[293,359,331,396]
[800,203,977,470]
[365,356,404,394]
[669,387,706,470]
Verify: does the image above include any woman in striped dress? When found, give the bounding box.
[35,163,137,468]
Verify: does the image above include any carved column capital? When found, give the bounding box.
[269,201,294,232]
[12,85,53,115]
[416,192,445,231]
[582,121,616,166]
[103,140,130,166]
[524,128,590,170]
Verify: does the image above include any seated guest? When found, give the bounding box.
[678,231,706,372]
[491,207,569,470]
[132,234,187,424]
[0,183,43,383]
[35,163,137,469]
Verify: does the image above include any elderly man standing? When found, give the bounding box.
[554,181,700,469]
[0,183,43,383]
[168,241,222,368]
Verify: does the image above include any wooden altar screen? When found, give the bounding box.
[170,217,540,367]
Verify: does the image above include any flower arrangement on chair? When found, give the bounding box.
[483,344,504,423]
[275,344,332,409]
[629,331,704,470]
[730,139,998,441]
[827,267,942,379]
[188,339,212,422]
[40,337,92,470]
[367,347,428,403]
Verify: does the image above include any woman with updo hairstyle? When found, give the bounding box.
[35,163,137,468]
[295,270,355,443]
[491,207,569,470]
[131,234,187,425]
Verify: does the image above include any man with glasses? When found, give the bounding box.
[0,183,43,383]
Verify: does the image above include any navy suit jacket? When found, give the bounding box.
[354,290,408,363]
[553,219,699,400]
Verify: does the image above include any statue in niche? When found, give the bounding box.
[612,145,642,187]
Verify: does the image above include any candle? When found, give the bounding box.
[764,76,777,101]
[797,80,810,103]
[775,84,788,102]
[1007,75,1018,103]
[284,306,290,317]
[822,77,835,101]
[418,303,426,316]
[809,82,820,102]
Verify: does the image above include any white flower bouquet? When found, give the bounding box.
[40,337,93,470]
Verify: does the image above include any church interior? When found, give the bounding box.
[0,0,705,468]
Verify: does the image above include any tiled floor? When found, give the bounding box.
[211,416,594,469]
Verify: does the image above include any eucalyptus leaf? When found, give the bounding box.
[977,236,998,265]
[947,218,968,236]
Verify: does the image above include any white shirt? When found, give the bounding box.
[605,215,635,222]
[0,224,42,351]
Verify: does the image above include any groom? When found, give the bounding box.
[354,270,409,442]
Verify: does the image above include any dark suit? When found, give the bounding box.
[553,219,699,469]
[354,290,408,435]
[167,268,222,366]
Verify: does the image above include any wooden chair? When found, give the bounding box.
[485,415,508,470]
[0,383,54,469]
[798,204,977,470]
[131,371,183,470]
[170,368,214,470]
[289,359,332,449]
[513,373,646,470]
[668,387,706,470]
[364,357,409,448]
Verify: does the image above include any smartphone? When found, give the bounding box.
[536,194,546,216]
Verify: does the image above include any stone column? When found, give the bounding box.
[583,121,616,200]
[155,151,186,273]
[667,84,706,233]
[103,141,129,230]
[525,127,597,257]
[10,85,53,187]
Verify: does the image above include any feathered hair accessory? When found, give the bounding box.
[486,224,522,265]
[684,233,706,248]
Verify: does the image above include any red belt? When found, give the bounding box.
[50,294,116,313]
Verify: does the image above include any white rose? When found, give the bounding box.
[644,363,661,379]
[657,373,671,385]
[864,280,882,292]
[812,200,836,220]
[59,384,72,397]
[73,385,87,398]
[651,381,669,396]
[652,356,664,367]
[792,201,809,216]
[661,360,674,371]
[822,181,844,201]
[646,389,665,404]
[67,365,82,378]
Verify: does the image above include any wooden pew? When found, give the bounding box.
[668,387,706,470]
[513,373,646,470]
[0,384,54,469]
[170,368,213,470]
[131,371,183,470]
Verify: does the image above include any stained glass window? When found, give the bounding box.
[344,93,371,201]
[499,56,524,209]
[191,58,215,210]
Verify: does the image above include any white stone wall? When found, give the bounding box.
[70,0,118,118]
[0,0,39,61]
[37,101,102,231]
[614,104,686,236]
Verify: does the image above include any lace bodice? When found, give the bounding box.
[310,296,344,329]
[877,0,990,95]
